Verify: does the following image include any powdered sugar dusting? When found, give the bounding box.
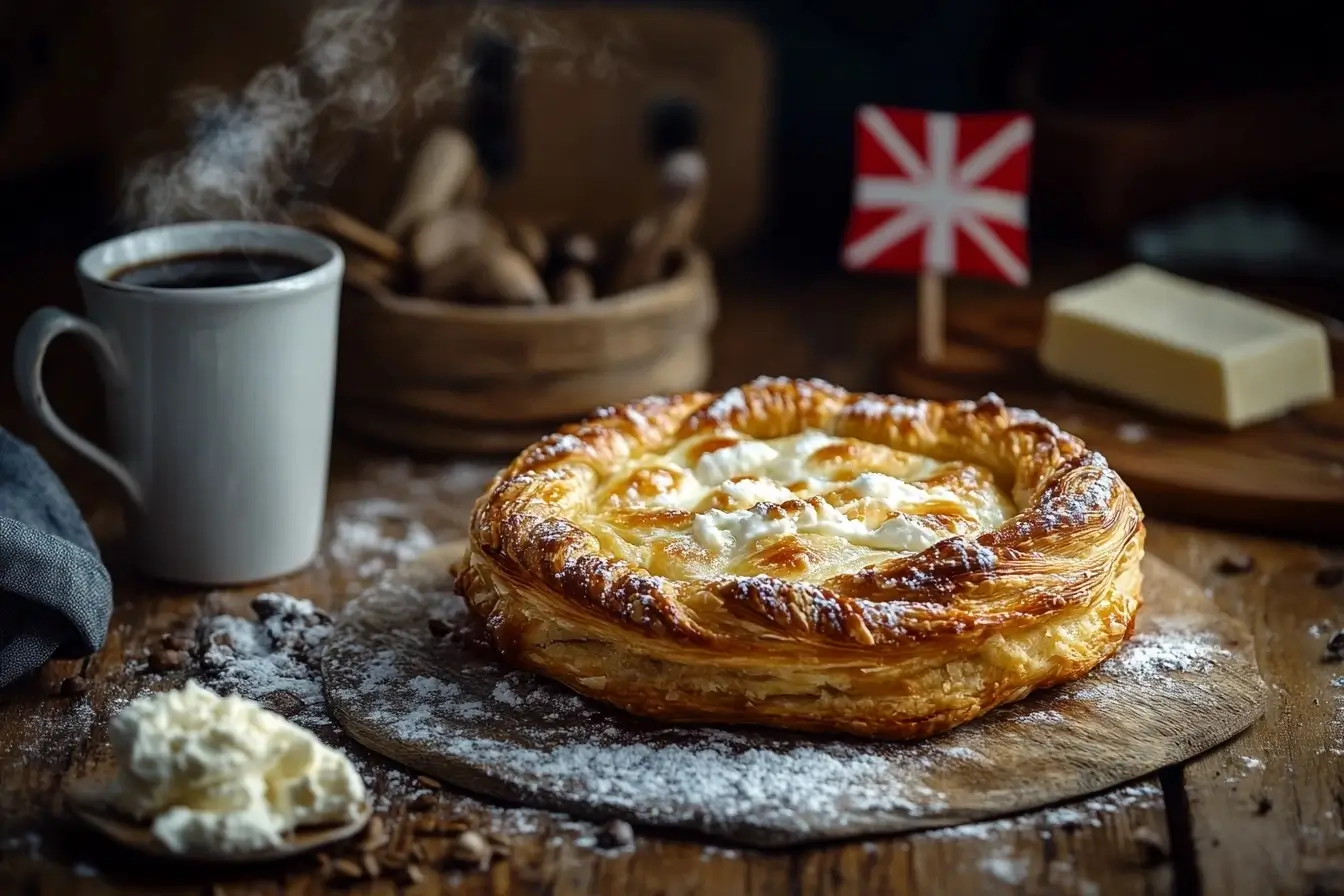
[11,699,95,764]
[169,550,1260,851]
[1036,468,1119,529]
[944,535,999,570]
[331,588,964,842]
[196,593,333,730]
[187,591,608,846]
[328,502,437,579]
[1329,667,1344,754]
[1111,630,1231,678]
[702,386,748,423]
[457,739,939,829]
[492,678,525,707]
[847,394,928,423]
[322,569,1262,846]
[320,458,499,587]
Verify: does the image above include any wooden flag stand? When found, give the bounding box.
[917,269,945,365]
[841,106,1033,367]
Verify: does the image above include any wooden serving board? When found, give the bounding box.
[324,542,1265,848]
[887,294,1344,542]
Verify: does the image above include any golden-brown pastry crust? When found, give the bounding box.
[460,377,1145,739]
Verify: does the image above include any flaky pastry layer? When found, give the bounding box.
[460,377,1145,739]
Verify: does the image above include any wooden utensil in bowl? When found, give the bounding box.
[335,248,717,453]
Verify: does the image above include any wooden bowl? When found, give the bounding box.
[335,248,718,453]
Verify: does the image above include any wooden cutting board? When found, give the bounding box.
[324,541,1265,848]
[886,293,1344,542]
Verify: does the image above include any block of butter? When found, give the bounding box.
[1039,264,1334,428]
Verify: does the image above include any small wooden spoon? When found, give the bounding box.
[65,777,372,863]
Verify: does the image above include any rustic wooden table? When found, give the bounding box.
[1,254,1341,895]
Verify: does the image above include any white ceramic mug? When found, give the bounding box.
[13,221,344,585]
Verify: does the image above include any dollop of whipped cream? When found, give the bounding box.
[106,681,366,854]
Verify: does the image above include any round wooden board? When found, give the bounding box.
[886,295,1344,542]
[324,542,1266,848]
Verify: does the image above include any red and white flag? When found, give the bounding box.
[841,106,1034,285]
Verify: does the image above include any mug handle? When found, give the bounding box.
[13,307,144,509]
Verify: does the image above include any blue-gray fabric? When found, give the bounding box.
[0,428,111,687]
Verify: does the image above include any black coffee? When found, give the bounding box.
[112,251,315,289]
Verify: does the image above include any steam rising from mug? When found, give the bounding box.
[120,0,636,228]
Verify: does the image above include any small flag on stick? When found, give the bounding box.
[841,106,1034,364]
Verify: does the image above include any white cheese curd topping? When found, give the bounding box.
[106,682,366,854]
[691,500,944,554]
[683,432,1009,556]
[718,477,798,508]
[603,429,1016,574]
[694,429,840,487]
[849,472,940,504]
[694,439,782,485]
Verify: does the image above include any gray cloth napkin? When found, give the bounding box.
[0,428,112,687]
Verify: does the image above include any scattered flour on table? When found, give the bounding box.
[322,458,500,581]
[182,506,1206,860]
[1009,706,1068,726]
[196,593,333,731]
[472,738,933,825]
[1330,673,1344,755]
[1107,629,1231,678]
[88,593,1174,875]
[340,752,600,843]
[332,588,1200,841]
[491,679,525,708]
[188,592,605,845]
[14,699,95,762]
[328,501,437,579]
[1066,627,1233,703]
[346,595,960,831]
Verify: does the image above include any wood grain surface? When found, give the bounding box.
[1,253,1342,894]
[887,291,1344,542]
[326,549,1263,847]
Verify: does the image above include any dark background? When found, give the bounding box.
[3,1,1344,273]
